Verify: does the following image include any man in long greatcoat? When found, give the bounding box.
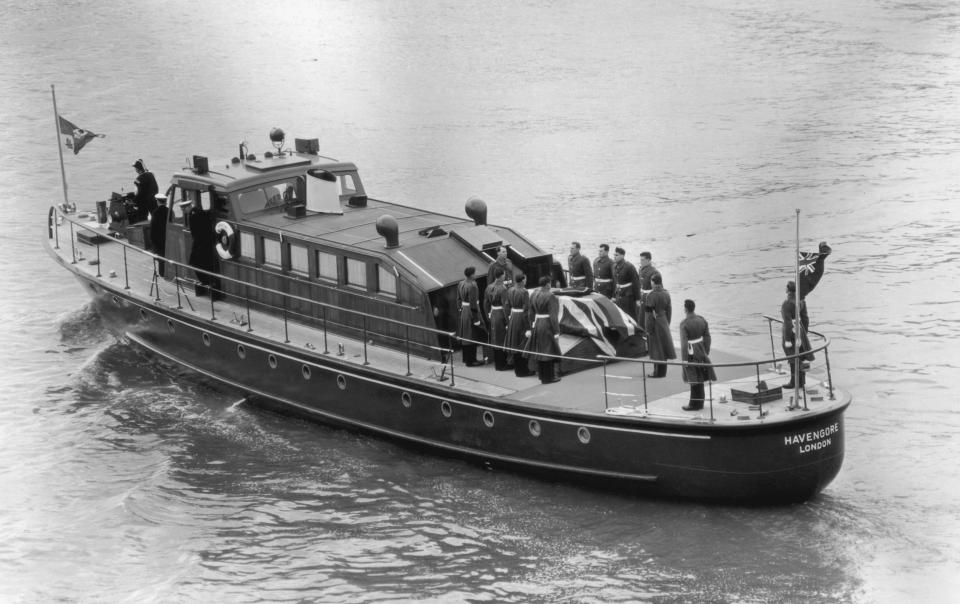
[487,246,516,289]
[638,251,661,327]
[567,241,593,289]
[188,198,220,297]
[593,243,614,299]
[504,274,534,376]
[526,276,562,383]
[679,299,717,410]
[644,273,676,377]
[149,194,169,277]
[781,280,813,389]
[613,247,640,323]
[458,266,485,367]
[484,267,511,370]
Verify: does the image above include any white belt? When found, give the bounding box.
[687,336,703,354]
[510,308,525,313]
[490,305,503,311]
[534,313,550,319]
[616,282,632,289]
[641,289,652,294]
[570,275,586,281]
[461,302,471,306]
[595,278,612,283]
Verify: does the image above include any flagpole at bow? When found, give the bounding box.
[51,84,69,208]
[793,208,806,410]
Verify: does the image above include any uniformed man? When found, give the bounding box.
[644,273,676,377]
[132,159,159,220]
[487,246,516,289]
[526,276,562,383]
[679,299,717,410]
[149,193,169,278]
[188,196,220,298]
[593,243,614,299]
[484,266,511,371]
[458,267,484,367]
[638,251,661,320]
[504,274,535,377]
[567,241,593,289]
[613,247,640,322]
[781,280,813,391]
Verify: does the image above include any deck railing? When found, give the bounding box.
[51,207,836,419]
[50,207,462,383]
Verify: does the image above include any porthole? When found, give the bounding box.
[529,420,541,437]
[577,426,591,444]
[88,283,97,293]
[441,400,452,418]
[237,344,246,359]
[112,295,121,306]
[336,374,346,390]
[201,332,211,347]
[268,354,278,369]
[401,392,412,408]
[139,309,147,320]
[166,319,175,333]
[301,364,311,380]
[482,410,495,428]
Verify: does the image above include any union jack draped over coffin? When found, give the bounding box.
[554,292,642,358]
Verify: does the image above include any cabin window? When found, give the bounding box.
[346,258,367,289]
[289,243,308,275]
[263,238,281,267]
[239,232,256,261]
[235,178,303,215]
[316,251,338,282]
[377,264,397,297]
[339,174,357,196]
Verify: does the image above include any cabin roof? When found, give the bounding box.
[170,153,356,193]
[244,199,545,289]
[170,150,548,291]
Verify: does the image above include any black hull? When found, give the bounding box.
[78,272,847,504]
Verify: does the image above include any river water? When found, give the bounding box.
[1,1,958,602]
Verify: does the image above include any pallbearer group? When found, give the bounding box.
[456,243,716,411]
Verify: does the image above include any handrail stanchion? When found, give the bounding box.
[95,239,101,278]
[449,345,456,387]
[53,209,60,250]
[69,222,76,264]
[362,316,369,365]
[245,286,253,332]
[282,296,288,342]
[641,361,648,411]
[122,246,130,290]
[405,324,412,376]
[602,358,609,410]
[152,259,160,302]
[757,364,764,417]
[174,265,183,309]
[767,316,778,372]
[322,307,329,354]
[209,283,216,321]
[824,346,835,401]
[708,379,714,422]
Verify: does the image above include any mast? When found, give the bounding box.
[793,208,804,410]
[51,84,69,208]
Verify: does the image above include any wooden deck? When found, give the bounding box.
[50,214,845,427]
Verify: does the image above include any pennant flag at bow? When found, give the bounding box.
[58,115,104,155]
[797,241,832,298]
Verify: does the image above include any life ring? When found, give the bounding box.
[215,221,237,260]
